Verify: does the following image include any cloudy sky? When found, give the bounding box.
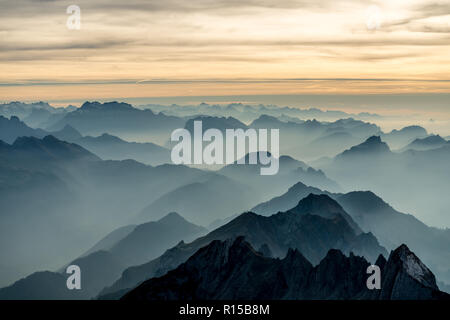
[0,0,449,104]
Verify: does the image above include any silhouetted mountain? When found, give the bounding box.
[99,194,385,298]
[48,101,185,144]
[336,191,450,284]
[76,133,171,166]
[82,225,136,257]
[382,126,428,149]
[322,136,450,227]
[251,181,331,216]
[366,244,449,300]
[64,251,125,298]
[51,124,83,141]
[185,115,248,132]
[0,212,207,299]
[288,194,362,234]
[219,152,341,202]
[0,250,123,300]
[249,116,381,161]
[143,103,381,124]
[400,135,449,151]
[336,136,391,160]
[251,181,450,286]
[51,124,172,166]
[0,115,47,143]
[108,213,207,267]
[121,238,448,300]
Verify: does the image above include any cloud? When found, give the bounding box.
[0,0,449,92]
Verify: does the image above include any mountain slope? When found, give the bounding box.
[0,115,47,143]
[248,181,450,286]
[108,213,207,267]
[400,135,449,151]
[100,194,386,298]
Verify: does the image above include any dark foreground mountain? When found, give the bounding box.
[99,194,386,298]
[122,237,449,300]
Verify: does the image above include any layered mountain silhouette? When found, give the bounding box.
[219,152,341,202]
[335,136,391,160]
[0,115,47,143]
[122,237,449,300]
[48,101,185,144]
[0,135,231,285]
[99,194,386,299]
[106,212,207,267]
[322,135,450,227]
[0,102,75,129]
[0,212,206,299]
[251,181,450,286]
[51,125,171,166]
[143,102,380,124]
[381,125,428,149]
[400,135,449,151]
[249,115,381,160]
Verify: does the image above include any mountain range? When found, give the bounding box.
[99,194,386,299]
[122,237,449,300]
[47,101,185,144]
[250,181,450,287]
[320,135,450,227]
[0,213,207,299]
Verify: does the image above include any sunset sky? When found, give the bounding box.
[1,0,450,106]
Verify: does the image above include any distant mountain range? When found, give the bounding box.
[52,125,171,166]
[122,237,449,300]
[320,135,450,227]
[0,115,47,143]
[381,126,428,149]
[47,101,185,144]
[0,102,75,129]
[141,102,382,123]
[400,135,449,152]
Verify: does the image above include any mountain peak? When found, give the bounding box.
[391,244,438,290]
[79,101,134,111]
[338,135,391,158]
[289,193,363,234]
[337,191,391,215]
[291,193,345,216]
[157,212,188,226]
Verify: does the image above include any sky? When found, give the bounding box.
[0,0,449,119]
